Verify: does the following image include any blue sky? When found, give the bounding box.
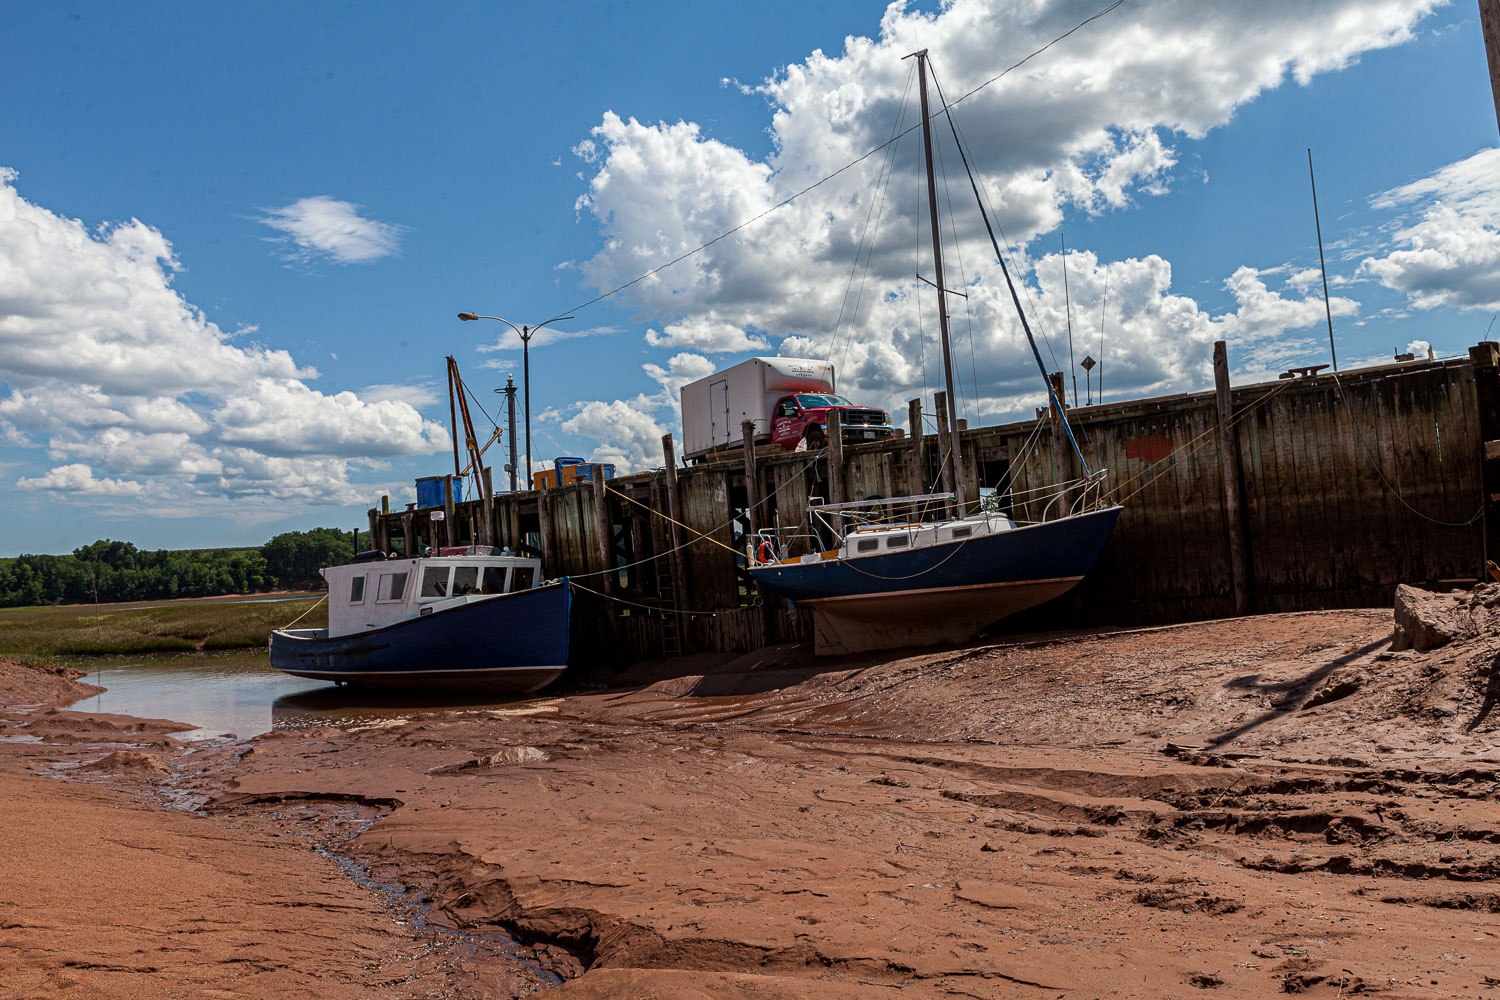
[2,0,1497,556]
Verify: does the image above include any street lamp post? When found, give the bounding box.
[457,312,573,488]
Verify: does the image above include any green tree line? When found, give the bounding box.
[0,528,369,608]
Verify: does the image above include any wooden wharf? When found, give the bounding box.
[369,342,1500,665]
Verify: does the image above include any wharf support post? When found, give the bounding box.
[1471,341,1500,576]
[1213,341,1253,615]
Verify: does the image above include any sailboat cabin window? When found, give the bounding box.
[886,535,910,548]
[348,576,366,603]
[856,538,880,553]
[951,527,973,539]
[377,572,408,603]
[420,566,449,598]
[511,565,535,591]
[451,566,479,596]
[479,566,508,594]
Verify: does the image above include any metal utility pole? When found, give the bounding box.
[1482,0,1500,136]
[907,48,965,509]
[494,374,519,492]
[1307,149,1338,372]
[458,311,573,487]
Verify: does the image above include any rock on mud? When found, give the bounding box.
[77,749,170,774]
[1392,584,1463,651]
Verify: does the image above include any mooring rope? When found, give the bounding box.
[277,593,327,631]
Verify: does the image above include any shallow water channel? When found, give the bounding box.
[71,650,538,740]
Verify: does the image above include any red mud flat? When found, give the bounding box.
[5,601,1500,998]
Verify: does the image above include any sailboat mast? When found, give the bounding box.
[912,49,965,509]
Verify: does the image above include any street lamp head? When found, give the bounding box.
[457,312,479,321]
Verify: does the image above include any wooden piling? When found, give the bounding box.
[1214,341,1252,615]
[443,475,458,548]
[480,468,495,547]
[367,509,379,553]
[1048,373,1071,518]
[1470,341,1500,576]
[592,473,617,595]
[827,407,846,506]
[536,491,555,573]
[741,420,760,541]
[934,390,955,514]
[907,398,925,496]
[401,511,415,557]
[879,451,895,519]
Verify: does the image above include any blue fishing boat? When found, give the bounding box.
[748,50,1121,654]
[269,547,570,691]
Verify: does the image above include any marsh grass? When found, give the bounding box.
[0,595,325,665]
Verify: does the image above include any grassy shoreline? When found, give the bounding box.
[0,594,328,666]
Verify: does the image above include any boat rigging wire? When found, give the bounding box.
[551,0,1127,323]
[928,68,1065,379]
[567,451,824,581]
[828,62,915,374]
[927,69,1089,474]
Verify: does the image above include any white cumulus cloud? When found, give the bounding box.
[0,168,448,510]
[258,195,405,265]
[1357,147,1500,312]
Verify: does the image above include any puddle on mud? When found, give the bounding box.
[71,651,548,740]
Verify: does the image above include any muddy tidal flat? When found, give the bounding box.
[3,607,1500,998]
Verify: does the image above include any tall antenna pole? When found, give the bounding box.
[1307,148,1338,371]
[1098,271,1108,404]
[908,48,964,508]
[1062,233,1077,406]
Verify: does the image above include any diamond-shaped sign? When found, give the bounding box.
[1080,355,1097,371]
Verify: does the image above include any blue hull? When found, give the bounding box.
[269,581,571,692]
[749,507,1122,602]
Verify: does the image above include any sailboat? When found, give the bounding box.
[747,50,1122,655]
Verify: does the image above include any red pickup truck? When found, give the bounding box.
[769,393,895,450]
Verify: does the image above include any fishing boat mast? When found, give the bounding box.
[907,48,965,509]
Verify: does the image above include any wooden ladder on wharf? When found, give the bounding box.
[656,558,685,658]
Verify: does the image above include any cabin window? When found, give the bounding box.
[377,572,407,603]
[451,566,479,596]
[348,576,366,603]
[951,527,973,539]
[511,565,535,591]
[856,538,880,553]
[420,566,450,598]
[478,566,507,594]
[886,535,910,549]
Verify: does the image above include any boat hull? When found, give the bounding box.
[269,581,571,692]
[751,507,1121,654]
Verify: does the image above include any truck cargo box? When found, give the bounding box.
[680,357,835,460]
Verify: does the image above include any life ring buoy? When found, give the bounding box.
[755,540,778,565]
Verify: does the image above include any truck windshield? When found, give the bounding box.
[795,394,851,408]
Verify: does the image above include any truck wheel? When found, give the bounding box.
[805,424,827,449]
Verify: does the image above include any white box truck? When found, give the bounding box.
[679,357,893,462]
